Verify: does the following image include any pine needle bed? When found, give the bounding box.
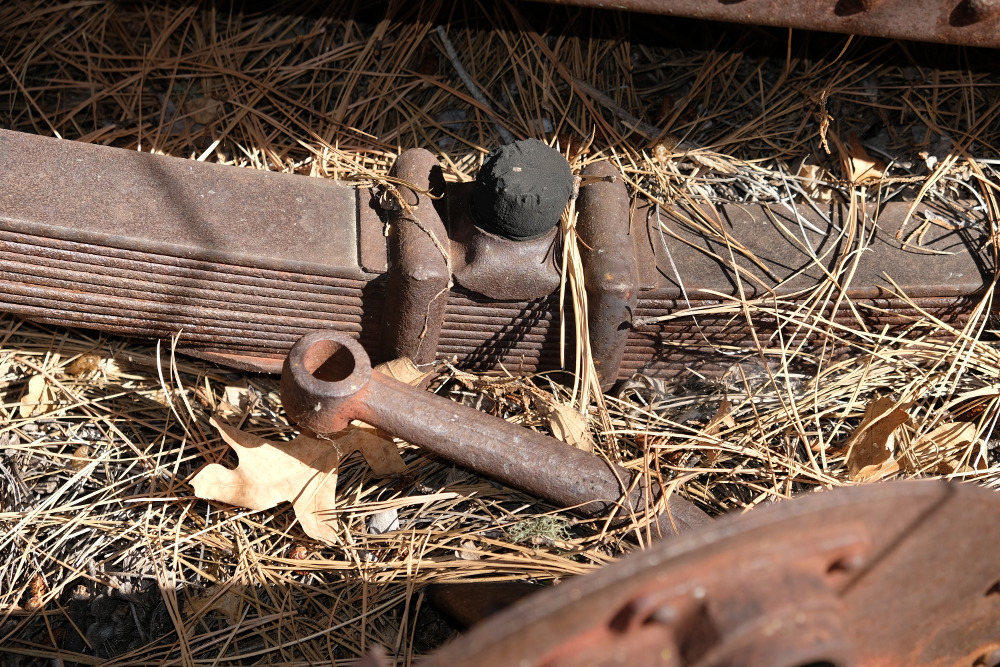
[2,1,999,664]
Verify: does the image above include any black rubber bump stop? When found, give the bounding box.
[470,138,574,241]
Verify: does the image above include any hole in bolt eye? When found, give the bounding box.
[825,553,862,576]
[827,559,849,575]
[303,340,356,383]
[834,0,869,16]
[973,648,1000,667]
[986,581,1000,597]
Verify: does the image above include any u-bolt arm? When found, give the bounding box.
[379,149,451,365]
[576,160,640,390]
[281,331,710,535]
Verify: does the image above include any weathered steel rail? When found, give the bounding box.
[534,0,1000,48]
[369,480,1000,667]
[0,129,989,383]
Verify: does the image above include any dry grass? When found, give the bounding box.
[2,1,1000,665]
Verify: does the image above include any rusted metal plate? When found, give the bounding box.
[533,0,1000,48]
[641,198,987,300]
[0,129,361,275]
[0,130,989,380]
[412,480,1000,667]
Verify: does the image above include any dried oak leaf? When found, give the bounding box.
[377,357,433,386]
[454,539,480,561]
[186,97,223,125]
[188,584,244,625]
[65,353,102,377]
[19,374,50,419]
[217,382,254,417]
[844,396,912,482]
[192,417,405,543]
[796,162,835,203]
[703,397,736,466]
[831,131,886,186]
[192,358,428,542]
[910,421,983,474]
[534,396,594,453]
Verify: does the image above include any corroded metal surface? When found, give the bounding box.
[409,480,1000,666]
[425,582,546,631]
[0,130,989,381]
[280,330,711,535]
[576,160,639,389]
[379,148,451,365]
[534,0,1000,48]
[0,129,360,273]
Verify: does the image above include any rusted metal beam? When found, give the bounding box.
[0,129,990,382]
[531,0,1000,48]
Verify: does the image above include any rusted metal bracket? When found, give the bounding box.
[0,129,990,382]
[377,143,636,388]
[389,480,1000,666]
[532,0,1000,49]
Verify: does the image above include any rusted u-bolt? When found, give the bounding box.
[280,331,710,535]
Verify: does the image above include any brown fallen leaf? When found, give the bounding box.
[65,353,101,377]
[909,421,981,474]
[377,357,433,386]
[186,97,223,125]
[534,396,594,453]
[911,421,977,454]
[831,131,886,186]
[796,162,835,202]
[194,420,341,508]
[188,584,244,625]
[844,396,912,482]
[19,374,49,419]
[347,423,408,476]
[935,455,989,475]
[192,358,429,542]
[218,382,254,417]
[454,539,480,561]
[650,136,682,162]
[703,398,736,466]
[192,417,405,543]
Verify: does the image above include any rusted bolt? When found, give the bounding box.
[975,648,1000,667]
[959,0,1000,23]
[952,0,1000,25]
[281,330,710,535]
